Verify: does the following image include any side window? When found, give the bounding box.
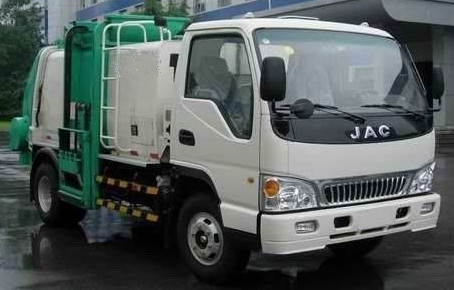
[186,35,253,139]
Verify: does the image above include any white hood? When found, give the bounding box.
[261,118,435,181]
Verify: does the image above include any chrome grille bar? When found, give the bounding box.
[323,174,409,206]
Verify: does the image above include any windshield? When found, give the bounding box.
[255,29,428,113]
[255,28,433,144]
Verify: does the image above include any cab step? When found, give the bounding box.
[96,198,159,222]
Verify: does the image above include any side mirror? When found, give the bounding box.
[260,57,286,102]
[432,66,444,100]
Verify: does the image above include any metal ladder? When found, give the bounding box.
[99,21,172,152]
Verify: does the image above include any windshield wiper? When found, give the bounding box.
[361,104,426,119]
[276,103,366,124]
[313,104,366,124]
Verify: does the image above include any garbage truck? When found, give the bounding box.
[9,14,444,284]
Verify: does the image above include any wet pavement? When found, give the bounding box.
[0,130,453,289]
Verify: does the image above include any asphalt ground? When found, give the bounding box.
[0,131,453,290]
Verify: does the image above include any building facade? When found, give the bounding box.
[31,0,77,44]
[77,0,145,22]
[76,0,189,22]
[43,0,78,44]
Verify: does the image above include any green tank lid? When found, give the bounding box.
[104,14,191,44]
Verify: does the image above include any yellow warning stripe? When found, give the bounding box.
[96,198,159,223]
[132,210,142,218]
[119,180,128,188]
[146,213,159,222]
[131,183,141,192]
[96,175,158,195]
[146,187,158,195]
[107,202,116,210]
[119,206,129,214]
[145,187,158,195]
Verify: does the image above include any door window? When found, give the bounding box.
[185,35,253,139]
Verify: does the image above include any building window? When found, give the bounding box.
[80,0,85,9]
[92,0,97,4]
[194,0,206,13]
[218,0,231,7]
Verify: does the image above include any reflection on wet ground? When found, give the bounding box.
[3,215,386,290]
[0,131,453,289]
[0,131,8,148]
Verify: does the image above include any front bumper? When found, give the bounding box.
[260,193,440,255]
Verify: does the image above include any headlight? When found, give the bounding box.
[408,163,435,195]
[261,176,317,212]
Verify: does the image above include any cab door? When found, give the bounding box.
[171,31,260,234]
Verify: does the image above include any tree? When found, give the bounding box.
[142,0,189,17]
[0,0,42,120]
[165,1,189,17]
[144,0,163,16]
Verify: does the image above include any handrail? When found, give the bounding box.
[63,26,89,151]
[99,20,171,153]
[120,20,173,41]
[100,23,117,150]
[59,127,89,134]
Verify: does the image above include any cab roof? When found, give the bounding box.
[186,18,393,39]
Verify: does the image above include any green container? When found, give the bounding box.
[104,14,191,44]
[9,116,29,151]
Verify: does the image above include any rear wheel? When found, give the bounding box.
[33,163,86,227]
[328,236,383,258]
[177,194,250,285]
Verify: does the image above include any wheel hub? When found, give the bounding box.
[38,176,52,213]
[187,212,224,266]
[196,231,208,249]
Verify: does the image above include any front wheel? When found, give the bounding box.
[176,194,250,285]
[328,236,383,258]
[33,163,86,227]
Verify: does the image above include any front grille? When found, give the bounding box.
[323,175,409,206]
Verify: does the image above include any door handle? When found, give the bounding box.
[179,130,195,146]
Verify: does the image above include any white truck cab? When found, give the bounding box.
[172,18,440,255]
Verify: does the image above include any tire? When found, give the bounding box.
[328,236,383,258]
[177,194,250,285]
[33,162,86,227]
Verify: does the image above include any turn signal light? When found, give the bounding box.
[263,178,280,198]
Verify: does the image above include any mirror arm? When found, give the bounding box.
[429,99,442,112]
[271,101,276,114]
